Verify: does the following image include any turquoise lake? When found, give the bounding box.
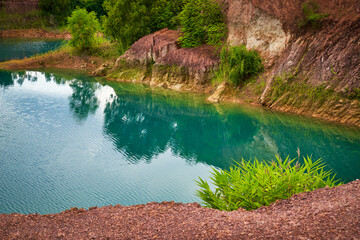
[1,69,360,214]
[0,39,64,62]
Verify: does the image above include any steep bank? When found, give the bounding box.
[1,180,359,239]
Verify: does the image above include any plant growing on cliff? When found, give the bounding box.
[215,45,264,86]
[299,0,329,29]
[197,156,342,211]
[178,0,227,48]
[67,8,100,52]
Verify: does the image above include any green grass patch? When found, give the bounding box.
[269,73,339,107]
[196,156,342,211]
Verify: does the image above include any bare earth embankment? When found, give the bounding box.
[0,28,71,39]
[0,180,359,239]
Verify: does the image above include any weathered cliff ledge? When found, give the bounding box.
[99,0,359,127]
[1,180,359,239]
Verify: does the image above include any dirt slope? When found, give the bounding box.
[1,180,359,239]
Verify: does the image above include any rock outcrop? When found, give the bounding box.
[113,29,220,84]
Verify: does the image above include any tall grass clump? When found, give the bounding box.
[196,156,342,211]
[215,45,264,86]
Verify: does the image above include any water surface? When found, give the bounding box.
[0,70,359,214]
[0,39,64,62]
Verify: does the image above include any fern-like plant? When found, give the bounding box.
[196,156,342,211]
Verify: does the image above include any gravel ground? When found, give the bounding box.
[1,180,359,239]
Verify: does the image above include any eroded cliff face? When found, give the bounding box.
[223,0,360,90]
[222,0,291,66]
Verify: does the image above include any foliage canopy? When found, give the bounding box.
[102,0,186,53]
[39,0,105,25]
[67,8,100,52]
[178,0,227,48]
[196,156,341,211]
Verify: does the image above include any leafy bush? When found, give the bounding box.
[196,156,341,211]
[67,8,100,52]
[215,45,264,86]
[178,0,227,48]
[299,0,329,29]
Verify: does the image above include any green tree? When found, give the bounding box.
[102,0,186,53]
[83,0,106,19]
[67,8,100,52]
[178,0,227,48]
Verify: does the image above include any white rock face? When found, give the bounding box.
[227,0,290,64]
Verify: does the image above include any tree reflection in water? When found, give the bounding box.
[103,91,259,168]
[1,71,359,181]
[68,80,99,123]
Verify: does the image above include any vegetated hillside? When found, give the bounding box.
[106,0,359,126]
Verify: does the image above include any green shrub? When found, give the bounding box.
[299,0,329,29]
[178,0,227,48]
[196,156,341,211]
[215,45,264,86]
[67,8,100,52]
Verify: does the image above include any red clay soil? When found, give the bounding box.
[1,180,359,239]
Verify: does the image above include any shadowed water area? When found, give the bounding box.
[0,39,64,62]
[1,70,360,214]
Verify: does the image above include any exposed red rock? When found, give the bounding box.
[1,180,359,239]
[118,29,180,66]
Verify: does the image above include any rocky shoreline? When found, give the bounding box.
[1,180,359,239]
